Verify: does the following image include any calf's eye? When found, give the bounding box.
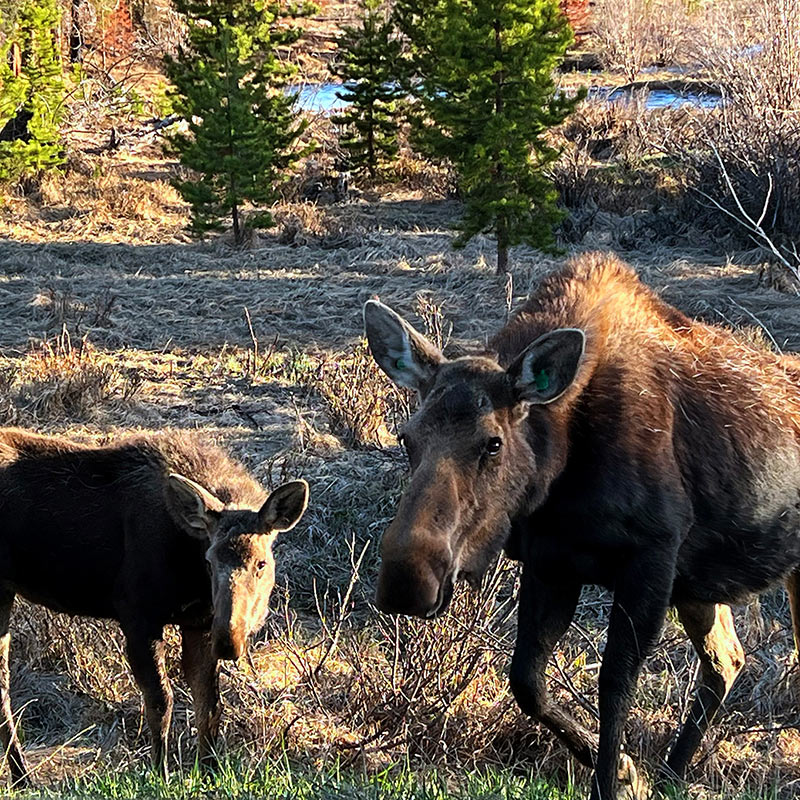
[486,437,503,456]
[256,560,268,572]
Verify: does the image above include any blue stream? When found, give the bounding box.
[289,82,722,115]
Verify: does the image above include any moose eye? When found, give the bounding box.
[486,437,503,456]
[256,560,267,572]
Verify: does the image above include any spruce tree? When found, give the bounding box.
[331,0,402,179]
[165,0,312,244]
[397,0,578,273]
[0,0,65,181]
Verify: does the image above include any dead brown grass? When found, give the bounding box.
[0,330,143,425]
[1,139,800,796]
[0,158,188,244]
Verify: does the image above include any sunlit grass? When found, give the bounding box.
[15,757,584,800]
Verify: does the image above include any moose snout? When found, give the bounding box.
[375,558,454,618]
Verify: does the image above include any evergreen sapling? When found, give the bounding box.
[165,0,313,244]
[332,0,402,179]
[0,0,65,181]
[397,0,580,273]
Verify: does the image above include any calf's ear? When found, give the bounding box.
[167,473,225,539]
[510,328,586,404]
[259,479,309,533]
[363,299,444,393]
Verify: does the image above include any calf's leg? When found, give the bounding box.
[0,593,27,786]
[123,623,173,780]
[665,602,744,782]
[181,627,221,771]
[510,565,597,767]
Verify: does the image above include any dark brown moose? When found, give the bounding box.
[364,252,800,800]
[0,428,308,786]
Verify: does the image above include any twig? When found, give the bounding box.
[312,538,371,680]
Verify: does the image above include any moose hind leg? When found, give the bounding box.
[181,627,221,771]
[124,624,173,780]
[665,602,744,782]
[786,570,800,658]
[0,593,27,786]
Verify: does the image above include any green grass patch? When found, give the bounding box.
[16,757,583,800]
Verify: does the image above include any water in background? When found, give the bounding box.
[289,82,723,115]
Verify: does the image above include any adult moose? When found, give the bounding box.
[364,252,800,799]
[0,428,308,786]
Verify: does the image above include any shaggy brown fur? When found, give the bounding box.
[365,251,800,800]
[0,428,307,786]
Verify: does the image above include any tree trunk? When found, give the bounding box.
[232,203,242,246]
[10,42,21,77]
[367,102,376,179]
[496,239,509,274]
[70,0,83,63]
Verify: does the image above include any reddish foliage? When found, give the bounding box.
[561,0,591,37]
[101,0,134,60]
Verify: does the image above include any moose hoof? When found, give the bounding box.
[617,752,650,800]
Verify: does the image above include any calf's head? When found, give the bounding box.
[167,476,309,660]
[364,300,585,618]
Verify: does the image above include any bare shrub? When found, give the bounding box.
[550,97,690,219]
[593,0,651,80]
[308,339,411,449]
[306,295,452,449]
[593,0,698,79]
[673,0,800,277]
[391,145,459,198]
[32,286,117,336]
[338,561,529,768]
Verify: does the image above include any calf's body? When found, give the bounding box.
[0,428,308,785]
[365,252,800,799]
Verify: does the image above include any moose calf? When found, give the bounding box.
[0,428,308,785]
[365,252,800,799]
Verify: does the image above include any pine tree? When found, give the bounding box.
[165,0,313,244]
[0,0,65,181]
[397,0,579,273]
[331,0,402,179]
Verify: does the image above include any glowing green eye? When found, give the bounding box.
[534,370,550,392]
[396,358,407,370]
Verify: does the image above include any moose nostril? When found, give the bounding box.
[376,559,447,617]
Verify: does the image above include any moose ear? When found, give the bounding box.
[258,480,309,533]
[167,473,225,539]
[511,328,586,405]
[363,299,445,392]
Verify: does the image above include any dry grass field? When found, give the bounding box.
[1,139,799,800]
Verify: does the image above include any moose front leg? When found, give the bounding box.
[592,553,674,800]
[181,627,221,771]
[510,565,597,767]
[123,623,173,780]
